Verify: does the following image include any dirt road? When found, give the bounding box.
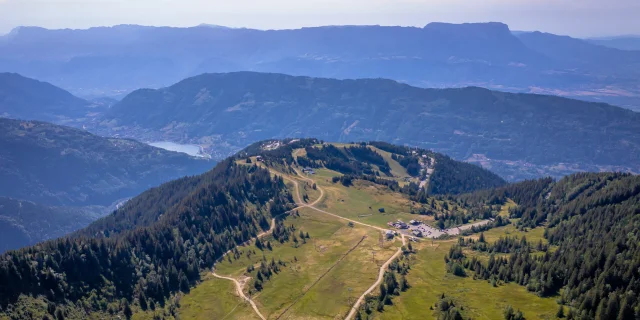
[345,234,406,320]
[277,166,407,320]
[212,272,266,320]
[212,217,277,320]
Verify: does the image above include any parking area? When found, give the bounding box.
[389,219,492,239]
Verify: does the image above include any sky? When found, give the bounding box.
[0,0,639,38]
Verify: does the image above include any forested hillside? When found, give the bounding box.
[1,138,637,319]
[0,197,111,253]
[0,160,293,319]
[0,117,212,206]
[103,72,640,180]
[0,73,91,121]
[448,173,640,319]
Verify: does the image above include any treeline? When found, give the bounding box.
[0,160,294,319]
[450,173,640,319]
[463,234,548,254]
[394,154,422,177]
[356,247,413,319]
[368,141,413,155]
[239,138,320,167]
[455,177,553,210]
[426,154,506,195]
[303,144,391,176]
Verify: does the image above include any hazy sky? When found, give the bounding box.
[0,0,638,38]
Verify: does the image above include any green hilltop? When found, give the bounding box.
[1,138,637,320]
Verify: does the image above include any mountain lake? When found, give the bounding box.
[148,141,207,158]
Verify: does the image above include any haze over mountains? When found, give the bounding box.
[0,117,213,252]
[2,22,640,110]
[0,73,94,121]
[100,72,640,181]
[588,36,640,51]
[0,117,212,206]
[1,14,640,319]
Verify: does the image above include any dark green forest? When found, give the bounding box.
[448,173,640,319]
[0,160,294,319]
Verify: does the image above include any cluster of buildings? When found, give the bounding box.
[302,167,316,174]
[387,220,408,229]
[386,219,428,238]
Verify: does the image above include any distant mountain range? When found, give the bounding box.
[1,22,639,110]
[587,36,640,51]
[100,72,640,181]
[0,117,213,206]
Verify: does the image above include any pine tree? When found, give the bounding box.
[55,309,65,320]
[379,283,387,300]
[139,293,148,311]
[123,301,132,320]
[556,305,565,318]
[400,275,409,291]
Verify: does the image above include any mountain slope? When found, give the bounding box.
[2,23,639,108]
[0,138,503,319]
[0,117,213,206]
[0,73,92,121]
[104,72,640,181]
[449,172,640,319]
[0,158,293,319]
[0,197,113,253]
[0,139,636,319]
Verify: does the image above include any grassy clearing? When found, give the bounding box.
[372,225,558,320]
[178,274,260,320]
[309,169,429,229]
[369,146,409,179]
[498,199,517,217]
[367,145,418,187]
[283,220,399,319]
[252,208,398,319]
[479,222,547,245]
[195,204,400,320]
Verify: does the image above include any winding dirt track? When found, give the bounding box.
[212,218,276,320]
[277,165,406,320]
[212,272,266,320]
[345,235,405,320]
[215,153,405,320]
